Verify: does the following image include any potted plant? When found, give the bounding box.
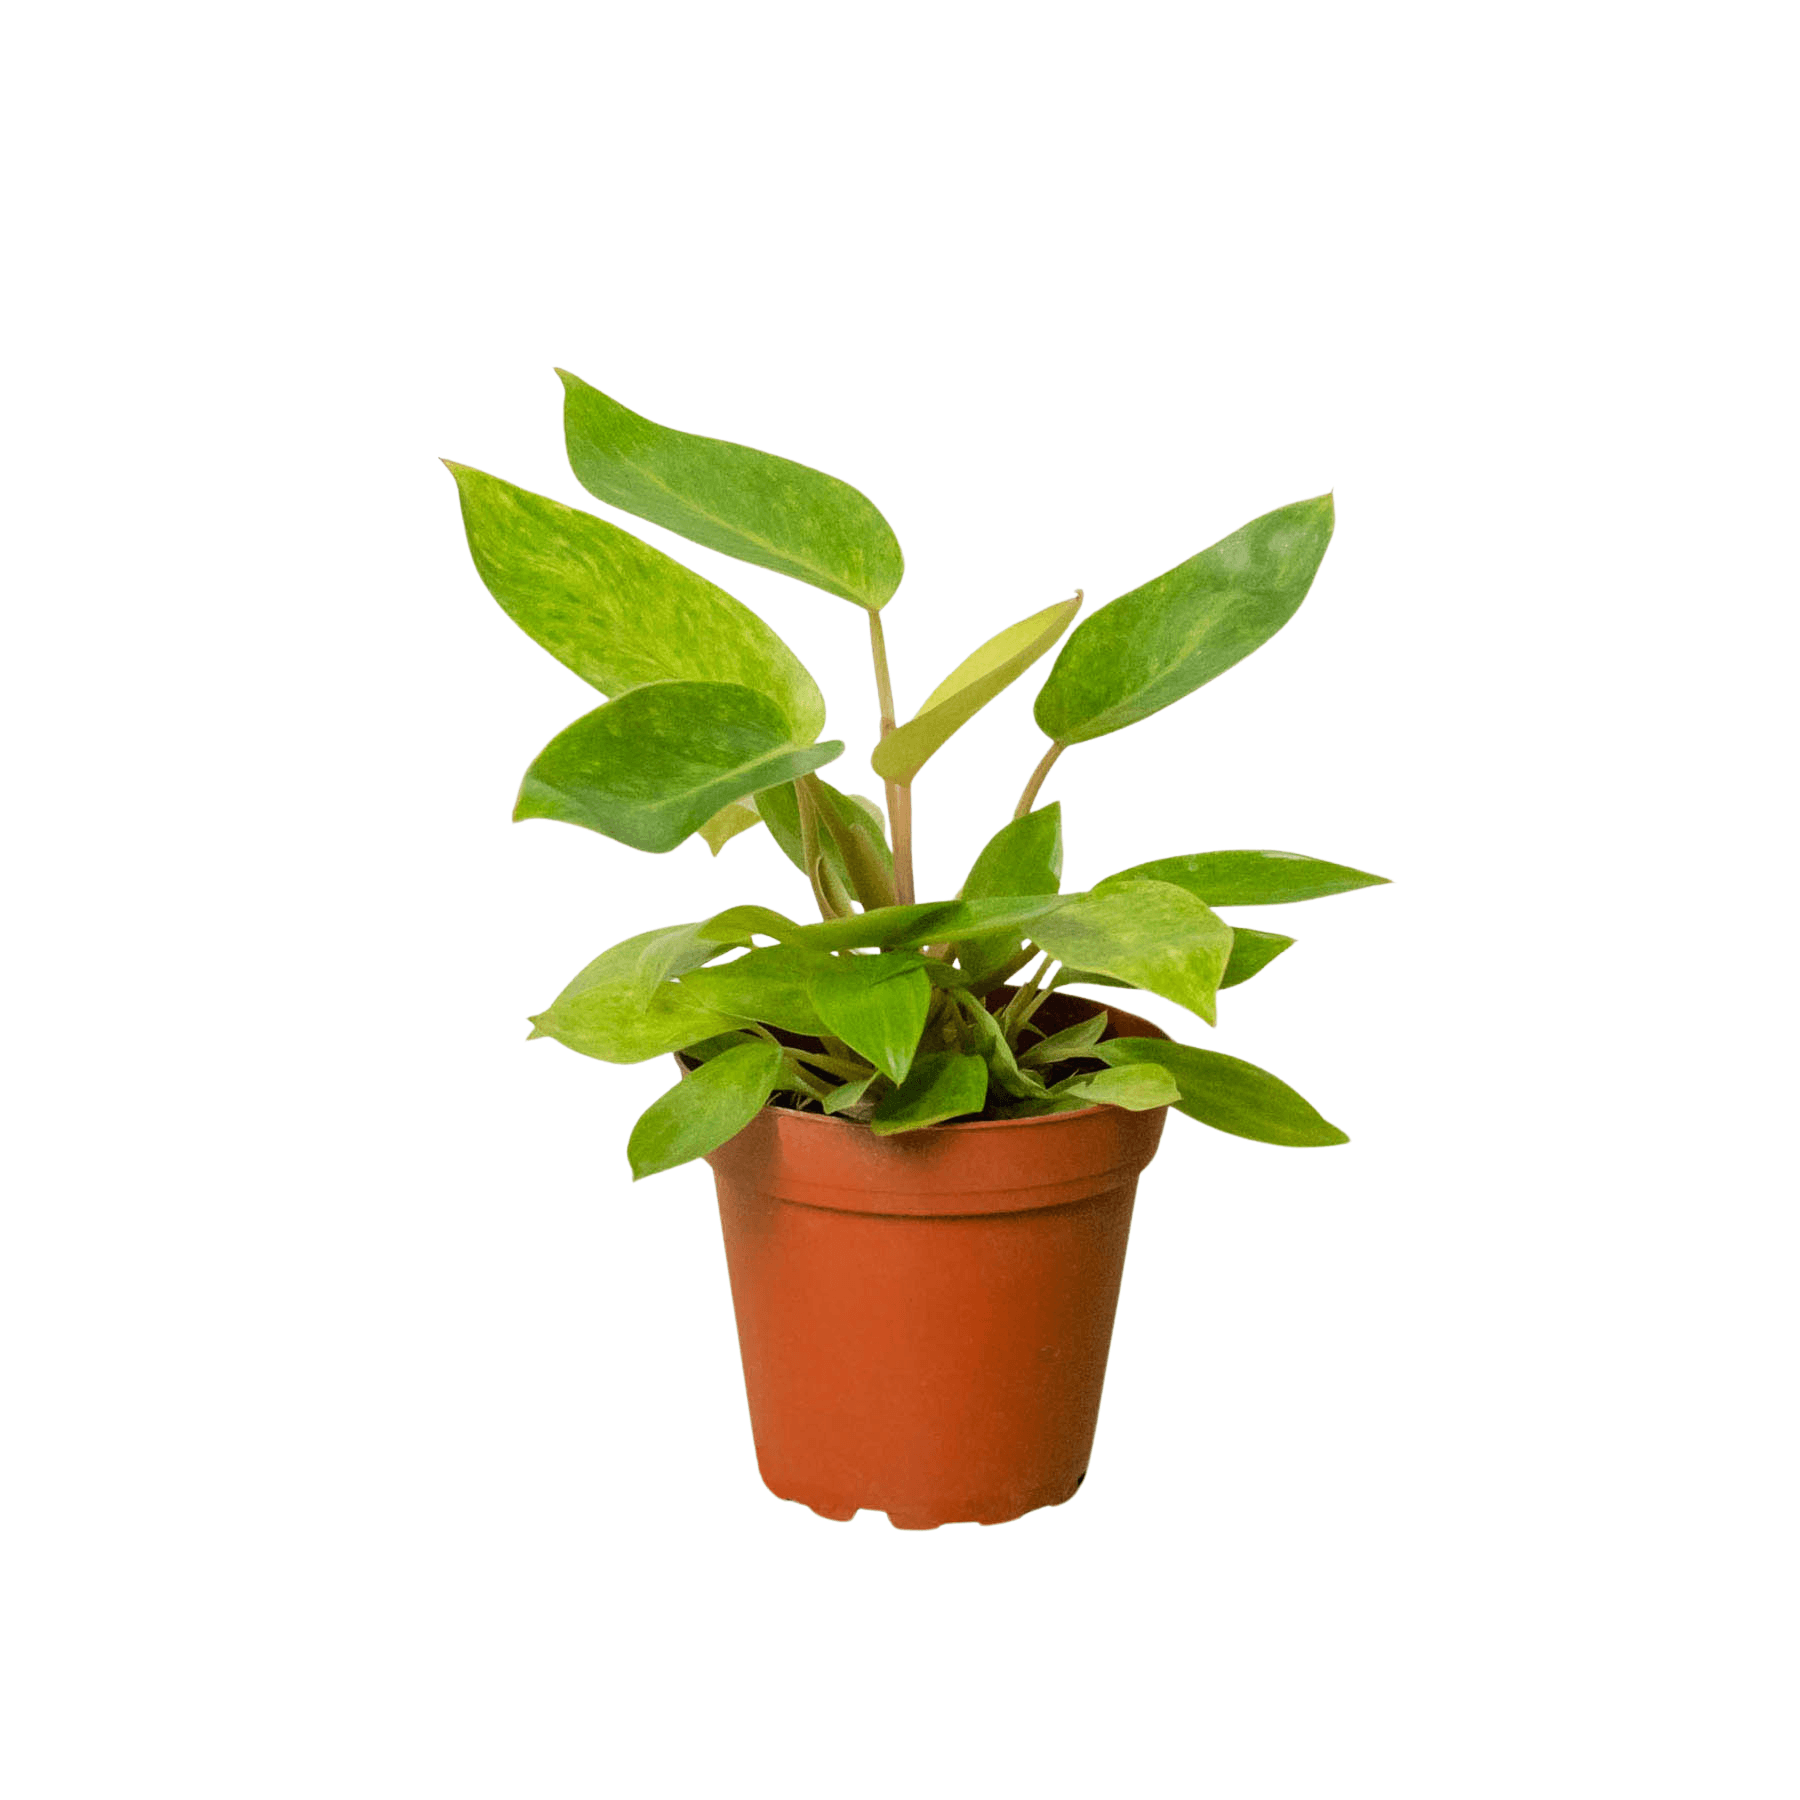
[446,373,1387,1529]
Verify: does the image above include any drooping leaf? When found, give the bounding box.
[1033,495,1335,745]
[955,994,1048,1100]
[446,464,825,739]
[1016,1011,1110,1068]
[808,955,932,1085]
[515,681,845,854]
[869,1052,989,1135]
[529,929,735,1063]
[627,1041,785,1179]
[951,803,1063,985]
[1102,849,1388,906]
[872,597,1081,784]
[698,802,763,855]
[1031,881,1233,1026]
[821,1073,880,1115]
[694,903,805,946]
[677,945,831,1036]
[558,370,904,610]
[1095,1039,1348,1146]
[1049,967,1135,993]
[1048,1063,1181,1112]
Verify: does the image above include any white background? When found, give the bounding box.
[5,3,1795,1795]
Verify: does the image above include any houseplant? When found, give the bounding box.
[446,374,1387,1527]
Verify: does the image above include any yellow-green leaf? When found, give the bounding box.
[871,596,1081,785]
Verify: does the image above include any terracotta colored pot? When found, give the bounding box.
[702,993,1168,1530]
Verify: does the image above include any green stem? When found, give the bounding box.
[869,612,915,906]
[1014,741,1066,819]
[795,775,839,921]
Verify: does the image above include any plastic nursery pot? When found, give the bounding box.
[701,991,1169,1531]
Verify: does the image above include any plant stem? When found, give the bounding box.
[868,611,915,906]
[998,952,1052,1039]
[795,774,839,921]
[1013,741,1066,819]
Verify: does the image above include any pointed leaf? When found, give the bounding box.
[781,893,1071,953]
[1017,1011,1110,1068]
[1220,927,1294,987]
[677,946,831,1036]
[1095,1039,1348,1146]
[698,802,763,855]
[514,681,844,854]
[529,930,734,1064]
[1034,495,1335,744]
[1031,881,1233,1026]
[808,955,931,1085]
[1104,849,1387,905]
[559,371,904,610]
[955,995,1048,1100]
[627,1041,785,1179]
[821,1073,880,1115]
[446,464,825,740]
[952,803,1063,984]
[872,597,1081,783]
[756,779,895,910]
[869,1052,989,1135]
[1048,1063,1181,1112]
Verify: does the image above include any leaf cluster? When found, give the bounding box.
[449,375,1388,1177]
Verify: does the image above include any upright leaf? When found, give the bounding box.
[1031,881,1233,1026]
[446,464,825,740]
[952,803,1063,985]
[1095,1039,1348,1146]
[627,1041,786,1179]
[872,597,1081,783]
[559,371,904,610]
[955,994,1048,1100]
[959,804,1063,900]
[1103,849,1388,905]
[515,682,845,854]
[869,1052,989,1135]
[755,779,896,910]
[1033,495,1335,744]
[808,955,931,1085]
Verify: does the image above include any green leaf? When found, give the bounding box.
[821,1073,880,1115]
[808,955,931,1085]
[515,681,845,854]
[952,803,1063,985]
[1095,1039,1348,1146]
[870,1052,989,1135]
[697,802,763,855]
[529,930,735,1063]
[960,803,1063,901]
[872,597,1081,783]
[1031,881,1233,1026]
[955,995,1048,1100]
[1103,849,1388,906]
[1033,495,1335,744]
[1048,1063,1181,1112]
[627,1041,785,1179]
[755,779,896,910]
[694,903,804,946]
[781,893,1071,954]
[1221,927,1295,988]
[446,464,825,740]
[559,371,904,611]
[1017,1010,1110,1068]
[677,945,830,1036]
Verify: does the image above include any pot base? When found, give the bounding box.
[779,1473,1086,1530]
